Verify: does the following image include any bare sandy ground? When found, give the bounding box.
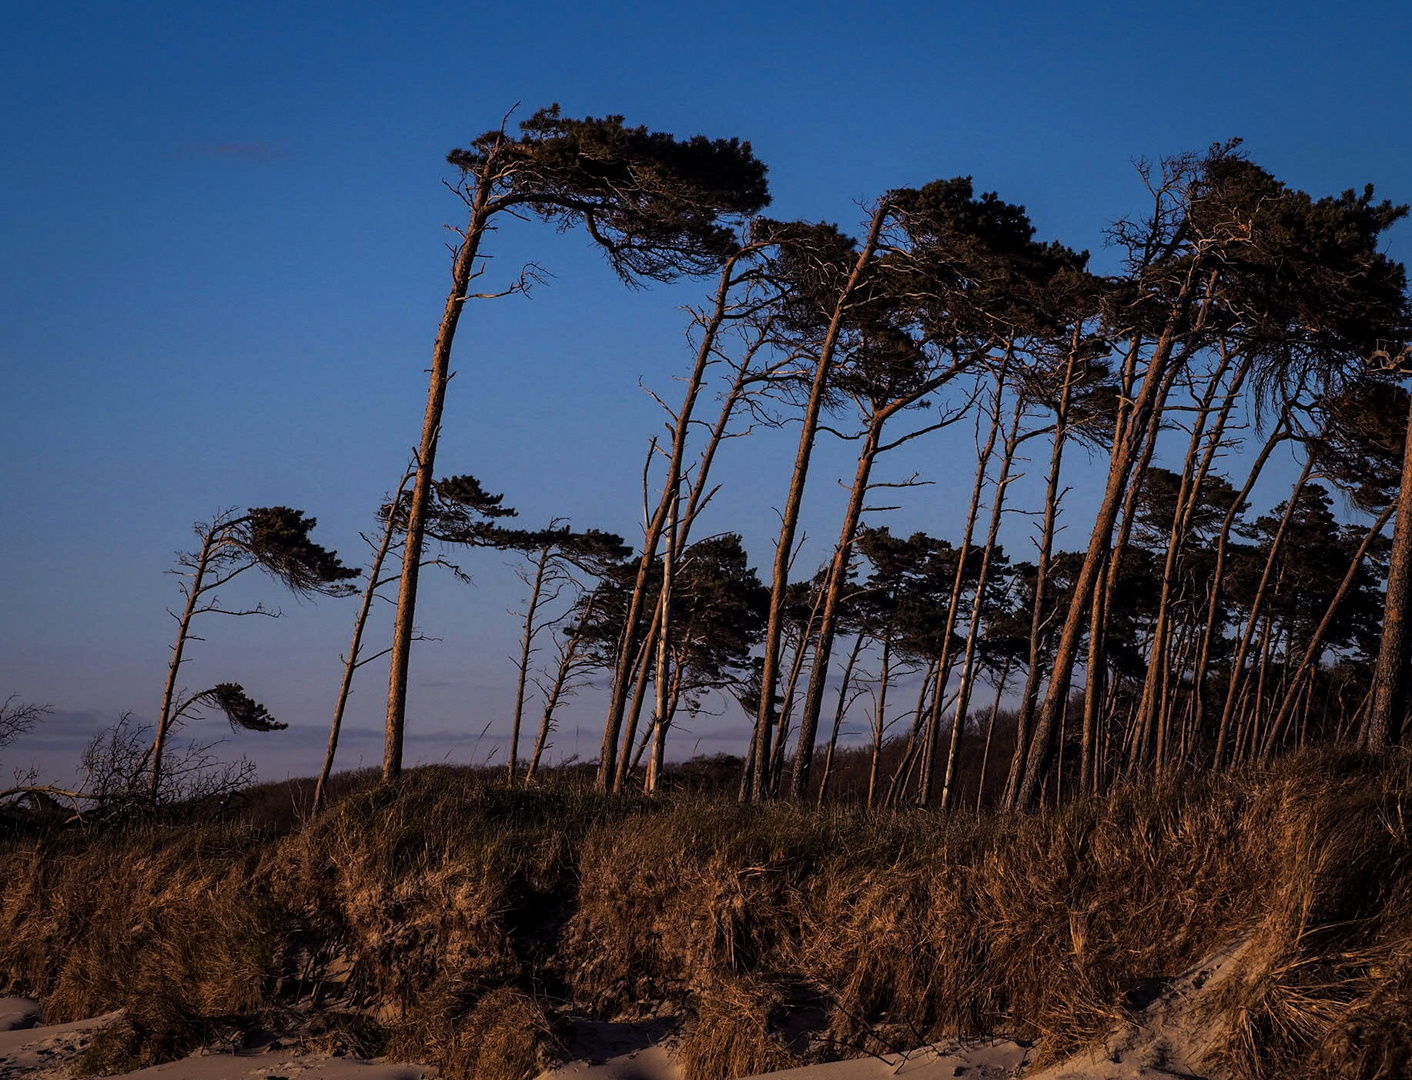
[0,940,1247,1080]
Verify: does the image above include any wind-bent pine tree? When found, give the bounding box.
[1017,146,1409,806]
[383,107,769,781]
[153,507,357,803]
[1369,364,1412,747]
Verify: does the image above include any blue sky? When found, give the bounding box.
[4,0,1411,784]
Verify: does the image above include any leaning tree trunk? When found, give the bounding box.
[1261,503,1395,760]
[920,364,1008,805]
[940,401,1025,810]
[599,252,757,789]
[150,530,221,803]
[525,592,597,784]
[866,636,894,809]
[614,601,662,792]
[1191,416,1292,745]
[817,631,867,807]
[1214,456,1315,763]
[385,186,493,781]
[1005,343,1079,805]
[1135,351,1243,771]
[315,470,412,814]
[789,418,885,799]
[1368,387,1412,748]
[508,540,554,783]
[749,205,890,802]
[1016,264,1203,810]
[644,495,678,794]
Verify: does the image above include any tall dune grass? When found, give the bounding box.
[3,750,1412,1079]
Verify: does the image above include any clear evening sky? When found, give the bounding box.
[4,1,1411,783]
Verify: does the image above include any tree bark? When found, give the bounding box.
[385,187,493,781]
[315,471,411,814]
[749,204,891,801]
[1016,264,1202,809]
[1368,387,1412,747]
[1214,456,1315,763]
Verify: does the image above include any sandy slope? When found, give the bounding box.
[0,940,1248,1080]
[0,997,433,1080]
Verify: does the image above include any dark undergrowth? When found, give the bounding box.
[4,749,1412,1080]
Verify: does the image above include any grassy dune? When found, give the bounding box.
[4,749,1412,1079]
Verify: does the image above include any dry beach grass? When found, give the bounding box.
[3,749,1412,1078]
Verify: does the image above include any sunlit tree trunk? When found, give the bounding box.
[750,206,891,801]
[599,252,759,788]
[508,539,554,783]
[1017,262,1203,809]
[1262,502,1394,760]
[1193,417,1292,749]
[1005,342,1079,804]
[152,528,223,803]
[921,362,1008,805]
[386,187,493,780]
[1137,350,1245,772]
[1215,456,1315,763]
[1368,388,1412,747]
[940,399,1025,811]
[316,471,412,814]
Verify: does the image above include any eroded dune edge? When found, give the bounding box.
[5,749,1412,1080]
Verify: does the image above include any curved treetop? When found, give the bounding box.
[447,105,771,282]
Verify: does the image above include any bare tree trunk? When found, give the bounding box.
[1005,341,1079,805]
[1261,502,1394,760]
[508,540,553,784]
[790,420,883,798]
[1214,456,1314,764]
[614,602,661,792]
[886,658,938,806]
[525,594,597,784]
[151,531,220,803]
[867,636,894,809]
[315,470,412,814]
[599,252,760,789]
[1192,417,1292,749]
[1079,580,1106,796]
[940,400,1024,810]
[1137,351,1244,771]
[976,658,1014,814]
[1017,264,1203,810]
[385,188,493,781]
[1368,388,1412,747]
[818,632,867,807]
[921,364,1008,805]
[750,206,891,801]
[645,496,678,795]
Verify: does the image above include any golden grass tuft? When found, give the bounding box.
[677,977,800,1080]
[388,986,558,1080]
